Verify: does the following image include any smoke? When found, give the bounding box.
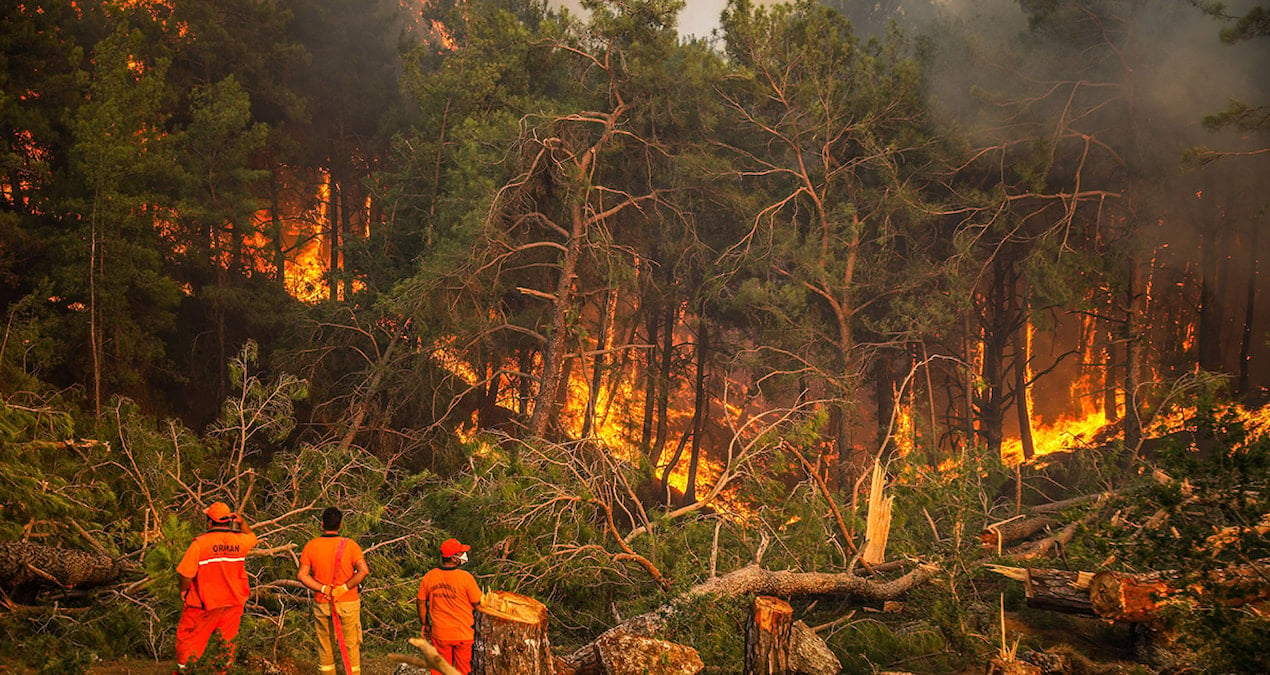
[548,0,782,39]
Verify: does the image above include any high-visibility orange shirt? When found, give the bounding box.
[176,528,257,609]
[299,535,365,603]
[417,567,483,641]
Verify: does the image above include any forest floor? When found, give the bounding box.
[11,612,1144,675]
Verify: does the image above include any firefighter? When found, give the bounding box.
[297,507,370,674]
[417,538,484,674]
[174,502,257,670]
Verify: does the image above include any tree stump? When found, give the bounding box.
[745,595,792,675]
[595,632,704,675]
[472,590,554,675]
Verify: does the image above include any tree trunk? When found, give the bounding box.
[979,517,1059,552]
[641,301,658,457]
[1103,318,1119,423]
[789,621,841,675]
[1088,570,1171,622]
[0,541,128,602]
[269,166,286,291]
[328,174,340,303]
[980,258,1009,460]
[472,591,554,675]
[986,565,1095,615]
[685,311,708,504]
[1238,220,1258,395]
[1123,251,1141,453]
[653,299,675,460]
[1012,298,1035,461]
[582,288,615,439]
[596,633,703,675]
[745,595,792,675]
[561,563,936,673]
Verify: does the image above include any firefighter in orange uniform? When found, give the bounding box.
[417,538,484,674]
[297,507,370,675]
[175,502,257,670]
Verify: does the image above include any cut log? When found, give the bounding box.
[745,595,792,674]
[1088,570,1172,623]
[595,632,703,675]
[789,620,841,675]
[980,517,1059,552]
[472,590,554,675]
[986,566,1096,615]
[1091,560,1270,622]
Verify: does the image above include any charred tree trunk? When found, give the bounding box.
[1009,276,1034,461]
[472,591,554,675]
[685,311,708,504]
[1103,318,1120,423]
[328,175,340,303]
[641,298,659,457]
[980,258,1010,459]
[268,166,286,291]
[1124,251,1142,453]
[744,595,792,675]
[582,288,616,439]
[653,297,675,460]
[1238,220,1258,395]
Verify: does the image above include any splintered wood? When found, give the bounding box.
[862,462,894,565]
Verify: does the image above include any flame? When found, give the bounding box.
[431,19,458,51]
[892,398,915,457]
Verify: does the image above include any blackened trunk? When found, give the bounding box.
[685,314,708,505]
[641,303,659,457]
[1238,222,1258,395]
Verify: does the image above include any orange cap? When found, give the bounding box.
[440,538,470,558]
[205,502,234,523]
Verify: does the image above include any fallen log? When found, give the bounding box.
[0,541,128,603]
[1087,570,1172,623]
[980,517,1060,552]
[744,596,792,675]
[985,565,1097,616]
[473,591,554,675]
[560,561,937,673]
[1090,560,1270,623]
[596,633,703,675]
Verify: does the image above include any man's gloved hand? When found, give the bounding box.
[332,584,349,598]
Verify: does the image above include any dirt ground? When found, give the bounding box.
[0,654,403,675]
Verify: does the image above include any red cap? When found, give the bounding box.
[205,502,234,523]
[440,538,470,558]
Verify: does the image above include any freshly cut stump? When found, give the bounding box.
[744,595,792,675]
[595,632,704,675]
[472,590,554,675]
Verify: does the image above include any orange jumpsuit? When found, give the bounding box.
[299,535,366,673]
[175,527,257,668]
[417,567,483,674]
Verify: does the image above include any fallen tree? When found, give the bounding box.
[559,561,938,673]
[0,541,130,604]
